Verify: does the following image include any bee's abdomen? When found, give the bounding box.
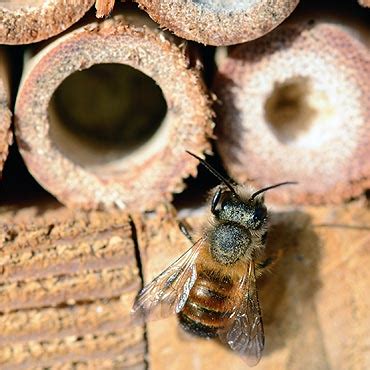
[178,271,234,338]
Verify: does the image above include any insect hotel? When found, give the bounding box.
[0,1,369,369]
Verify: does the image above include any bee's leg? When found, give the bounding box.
[179,221,194,244]
[211,188,222,215]
[255,249,283,277]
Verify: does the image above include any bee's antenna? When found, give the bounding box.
[250,181,298,200]
[186,151,238,196]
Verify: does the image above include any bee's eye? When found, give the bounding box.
[253,206,267,223]
[221,199,231,210]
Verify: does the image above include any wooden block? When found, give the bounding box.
[0,328,144,370]
[0,206,145,369]
[134,201,370,369]
[2,200,368,368]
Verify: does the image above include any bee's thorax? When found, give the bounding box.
[208,222,251,264]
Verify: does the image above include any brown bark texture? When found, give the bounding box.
[95,0,116,17]
[0,48,12,176]
[135,0,299,46]
[14,12,213,211]
[214,16,370,205]
[358,0,370,7]
[134,201,370,370]
[0,206,144,369]
[0,0,95,44]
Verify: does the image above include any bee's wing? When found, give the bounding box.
[219,261,264,367]
[131,238,204,322]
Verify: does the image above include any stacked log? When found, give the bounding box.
[14,13,213,210]
[135,0,300,45]
[214,15,370,205]
[0,1,95,44]
[0,48,12,176]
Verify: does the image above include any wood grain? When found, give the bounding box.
[95,0,115,17]
[135,0,299,46]
[1,199,368,368]
[134,201,370,370]
[0,47,12,176]
[0,206,145,369]
[0,0,95,44]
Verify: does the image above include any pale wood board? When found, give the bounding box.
[134,201,370,370]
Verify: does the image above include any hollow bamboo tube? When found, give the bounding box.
[0,0,95,45]
[0,48,12,176]
[95,0,116,17]
[15,13,214,210]
[133,201,370,370]
[0,206,145,368]
[135,0,299,46]
[358,0,370,7]
[214,16,370,205]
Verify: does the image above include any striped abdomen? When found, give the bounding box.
[177,269,236,338]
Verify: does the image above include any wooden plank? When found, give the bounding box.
[134,202,370,370]
[0,206,145,369]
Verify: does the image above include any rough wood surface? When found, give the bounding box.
[0,48,12,177]
[214,16,370,205]
[0,206,145,369]
[134,201,370,370]
[95,0,115,17]
[15,12,213,210]
[0,0,95,44]
[358,0,370,7]
[135,0,299,46]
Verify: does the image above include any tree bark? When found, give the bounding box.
[0,0,95,44]
[135,0,299,46]
[0,48,12,177]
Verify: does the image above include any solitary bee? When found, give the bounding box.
[132,151,295,366]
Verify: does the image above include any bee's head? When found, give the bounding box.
[215,188,268,230]
[185,150,296,231]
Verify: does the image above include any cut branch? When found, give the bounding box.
[15,13,213,210]
[214,16,370,205]
[0,0,95,44]
[0,48,12,176]
[135,0,299,45]
[96,0,116,17]
[358,0,370,7]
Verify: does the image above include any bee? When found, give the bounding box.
[131,151,296,366]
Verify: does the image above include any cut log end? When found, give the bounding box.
[214,18,370,205]
[15,14,214,210]
[358,0,370,7]
[0,49,12,176]
[95,0,116,18]
[136,0,299,45]
[0,0,95,44]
